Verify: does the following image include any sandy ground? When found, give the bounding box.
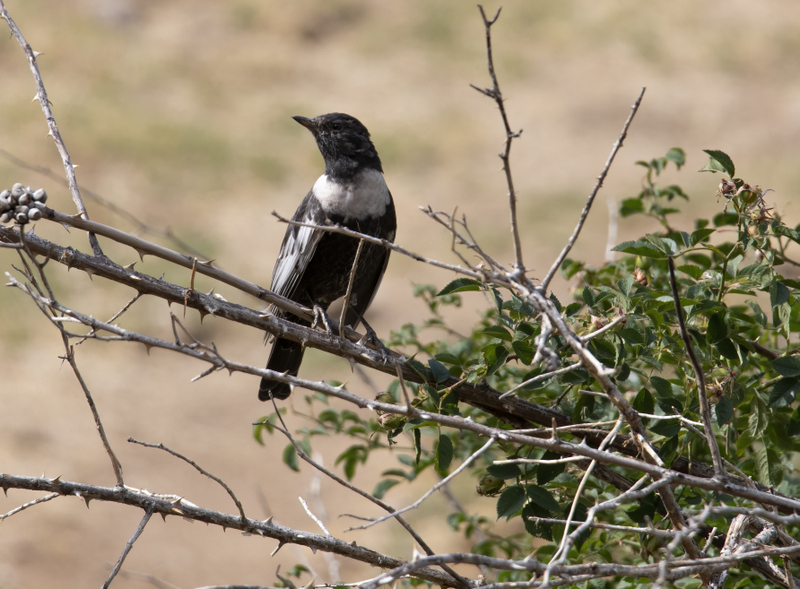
[1,1,800,587]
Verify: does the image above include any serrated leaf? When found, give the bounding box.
[677,264,703,280]
[689,227,715,246]
[512,339,534,365]
[373,479,400,499]
[611,240,665,258]
[526,485,560,514]
[700,149,735,177]
[496,485,527,520]
[435,434,453,474]
[771,356,800,378]
[748,395,768,438]
[437,278,481,296]
[769,378,800,408]
[770,281,790,307]
[537,451,566,485]
[650,376,673,397]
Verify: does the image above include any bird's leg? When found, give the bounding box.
[349,308,394,364]
[312,304,336,336]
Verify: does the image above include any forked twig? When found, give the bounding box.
[472,5,525,274]
[128,438,246,521]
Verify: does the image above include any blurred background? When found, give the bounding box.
[1,1,799,587]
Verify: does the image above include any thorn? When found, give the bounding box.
[264,516,273,525]
[142,343,152,355]
[135,249,147,261]
[84,496,91,508]
[270,541,285,557]
[303,579,316,589]
[84,268,95,279]
[31,94,40,103]
[160,512,168,522]
[123,262,136,270]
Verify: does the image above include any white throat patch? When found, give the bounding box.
[312,168,390,221]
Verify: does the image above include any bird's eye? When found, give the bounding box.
[331,122,342,131]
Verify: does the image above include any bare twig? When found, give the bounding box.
[299,496,331,536]
[103,509,153,589]
[472,5,525,273]
[0,473,459,588]
[127,438,246,522]
[667,257,724,477]
[265,411,471,589]
[340,238,365,338]
[540,87,646,291]
[0,492,59,520]
[345,438,495,531]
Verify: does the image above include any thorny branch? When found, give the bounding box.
[0,0,102,255]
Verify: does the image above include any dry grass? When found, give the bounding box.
[1,1,799,587]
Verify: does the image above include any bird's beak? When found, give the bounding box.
[292,116,316,131]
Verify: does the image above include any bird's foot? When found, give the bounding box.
[357,314,394,365]
[312,305,336,336]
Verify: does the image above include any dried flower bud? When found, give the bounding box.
[15,212,29,224]
[0,189,9,199]
[633,268,648,286]
[33,188,47,203]
[0,212,12,224]
[11,183,26,197]
[590,315,607,329]
[27,208,42,221]
[18,193,31,206]
[0,199,10,213]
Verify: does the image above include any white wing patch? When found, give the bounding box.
[312,168,390,221]
[269,216,322,307]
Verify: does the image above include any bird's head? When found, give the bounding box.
[293,113,382,180]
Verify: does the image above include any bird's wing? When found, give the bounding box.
[269,191,326,309]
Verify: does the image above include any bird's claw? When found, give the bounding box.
[312,305,336,336]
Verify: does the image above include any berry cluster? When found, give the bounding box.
[0,183,47,225]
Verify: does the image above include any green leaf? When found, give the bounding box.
[496,485,527,520]
[771,356,800,378]
[611,240,665,258]
[706,312,727,344]
[482,325,512,342]
[617,275,634,298]
[413,429,422,465]
[620,197,644,217]
[689,227,715,246]
[650,376,674,397]
[537,451,566,485]
[526,485,561,514]
[487,462,522,480]
[373,479,400,499]
[677,264,703,280]
[770,281,790,307]
[435,434,453,474]
[283,443,300,472]
[716,397,733,426]
[748,395,768,438]
[512,339,535,365]
[665,147,685,169]
[428,359,451,385]
[437,278,482,296]
[700,149,735,178]
[633,387,655,414]
[769,378,800,408]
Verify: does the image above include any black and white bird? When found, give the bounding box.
[258,113,396,401]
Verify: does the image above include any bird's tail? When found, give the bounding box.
[258,338,305,401]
